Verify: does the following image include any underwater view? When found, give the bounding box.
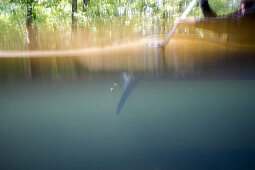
[1,0,255,169]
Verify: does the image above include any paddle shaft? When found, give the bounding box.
[163,0,198,46]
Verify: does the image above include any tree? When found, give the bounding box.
[26,0,34,23]
[72,0,77,23]
[26,0,39,78]
[83,0,89,12]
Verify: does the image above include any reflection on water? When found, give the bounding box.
[1,16,224,51]
[1,35,255,80]
[1,17,255,169]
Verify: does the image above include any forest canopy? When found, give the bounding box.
[0,0,239,23]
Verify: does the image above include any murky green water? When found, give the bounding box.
[1,76,255,169]
[1,16,255,169]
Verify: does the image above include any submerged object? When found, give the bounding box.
[117,73,138,115]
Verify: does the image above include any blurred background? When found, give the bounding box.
[1,0,255,170]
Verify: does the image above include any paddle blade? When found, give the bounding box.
[117,76,138,115]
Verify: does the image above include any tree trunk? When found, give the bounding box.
[71,0,78,49]
[27,0,33,24]
[26,0,39,79]
[72,0,78,24]
[83,0,88,12]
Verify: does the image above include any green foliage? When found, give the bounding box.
[0,0,240,50]
[0,0,240,51]
[0,0,240,23]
